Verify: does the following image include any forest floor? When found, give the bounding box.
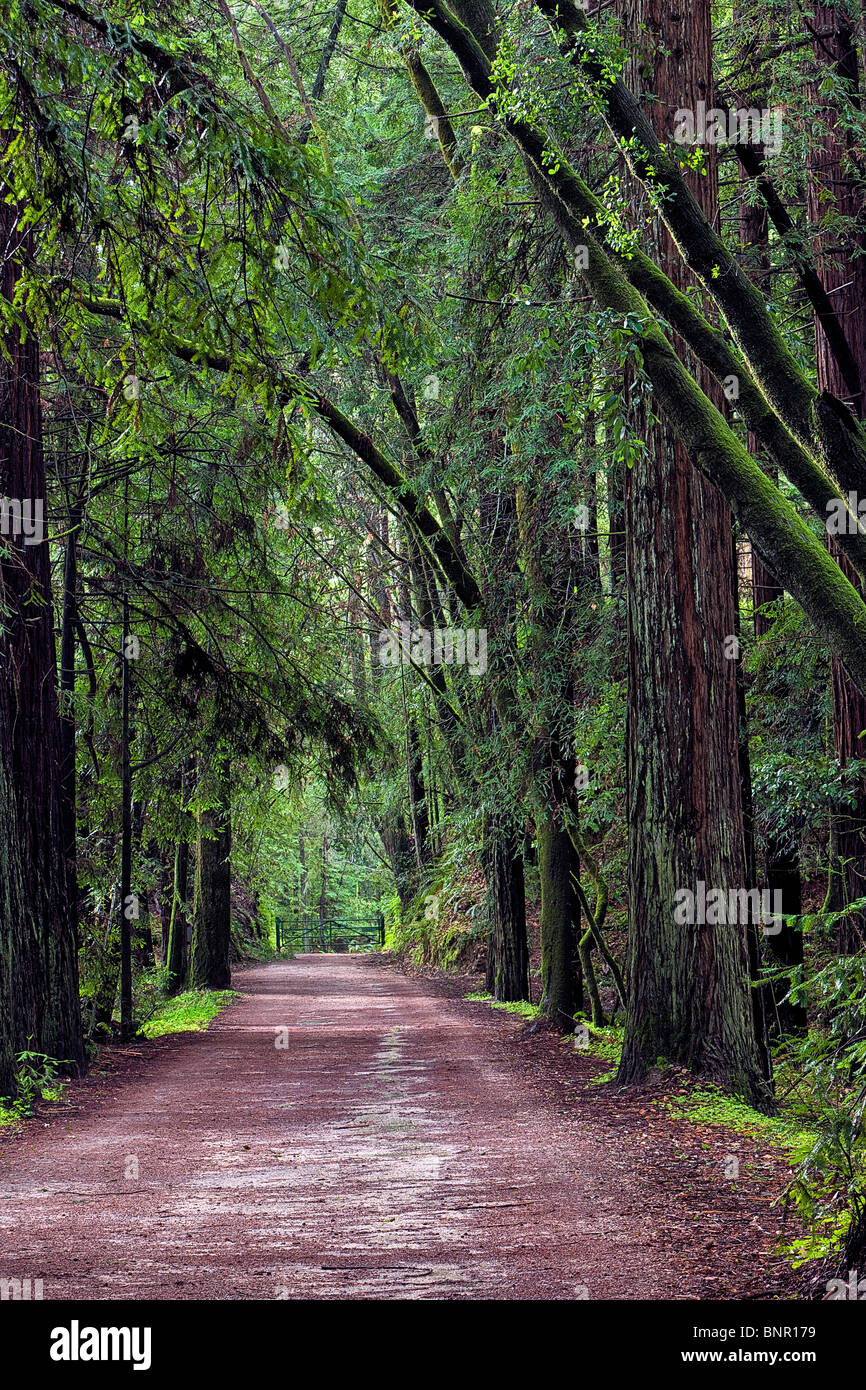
[0,954,804,1300]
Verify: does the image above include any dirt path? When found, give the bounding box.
[0,956,797,1300]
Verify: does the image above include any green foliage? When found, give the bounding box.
[767,946,866,1261]
[5,0,866,1292]
[581,1021,623,1063]
[466,991,541,1019]
[660,1085,815,1158]
[139,989,238,1039]
[0,1050,69,1126]
[390,876,485,971]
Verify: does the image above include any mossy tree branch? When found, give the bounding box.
[533,0,866,490]
[400,0,866,696]
[73,290,482,611]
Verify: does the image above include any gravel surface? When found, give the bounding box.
[0,954,800,1300]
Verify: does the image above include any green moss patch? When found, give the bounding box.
[139,989,238,1038]
[465,991,541,1020]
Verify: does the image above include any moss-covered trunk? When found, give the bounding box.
[402,0,866,696]
[807,6,866,954]
[615,0,771,1106]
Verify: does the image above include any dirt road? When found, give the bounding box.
[0,955,795,1300]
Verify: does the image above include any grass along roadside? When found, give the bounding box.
[139,988,238,1039]
[0,990,239,1128]
[463,987,832,1268]
[465,991,540,1020]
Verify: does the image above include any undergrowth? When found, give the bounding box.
[139,989,238,1038]
[388,876,485,971]
[580,1021,623,1068]
[465,991,541,1019]
[0,1050,68,1127]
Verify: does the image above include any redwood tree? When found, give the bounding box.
[0,189,84,1094]
[807,4,866,953]
[615,0,771,1102]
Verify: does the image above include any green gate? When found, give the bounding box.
[273,913,385,954]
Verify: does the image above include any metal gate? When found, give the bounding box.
[274,914,385,954]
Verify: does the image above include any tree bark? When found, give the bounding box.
[0,191,84,1092]
[58,501,82,1008]
[166,757,194,994]
[483,816,529,1001]
[166,835,190,994]
[118,593,134,1037]
[536,801,581,1031]
[615,0,771,1104]
[189,768,232,989]
[807,5,866,953]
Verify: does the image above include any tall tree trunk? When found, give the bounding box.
[298,0,350,145]
[536,787,582,1031]
[189,767,232,989]
[807,5,866,953]
[585,424,603,595]
[166,758,194,994]
[118,593,134,1037]
[87,889,121,1037]
[607,458,627,597]
[166,836,190,994]
[0,716,26,1095]
[318,832,328,924]
[398,525,430,875]
[298,827,309,948]
[483,815,529,1001]
[616,0,771,1105]
[478,485,530,1001]
[0,191,83,1092]
[367,507,421,911]
[514,457,584,1029]
[58,501,82,1005]
[731,34,805,1027]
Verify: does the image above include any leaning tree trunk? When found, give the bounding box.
[807,4,866,954]
[730,29,805,1031]
[381,52,531,986]
[189,769,233,989]
[615,0,771,1105]
[0,189,84,1094]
